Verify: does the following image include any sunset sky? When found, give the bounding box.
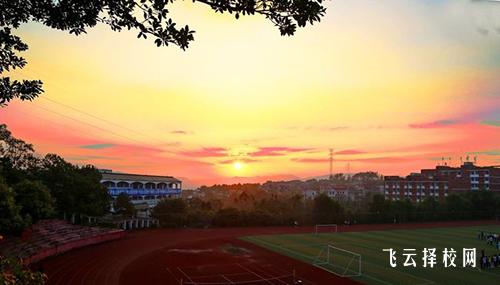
[1,0,499,188]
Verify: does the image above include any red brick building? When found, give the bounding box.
[384,162,500,202]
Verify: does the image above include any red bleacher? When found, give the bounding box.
[0,220,124,264]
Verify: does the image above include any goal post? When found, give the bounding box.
[313,244,361,277]
[315,224,338,234]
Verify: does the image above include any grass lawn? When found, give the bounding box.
[242,224,500,285]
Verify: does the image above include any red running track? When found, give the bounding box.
[38,220,498,285]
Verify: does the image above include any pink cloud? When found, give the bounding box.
[218,158,261,164]
[99,143,163,157]
[197,174,301,187]
[292,158,329,163]
[327,126,349,131]
[84,144,216,181]
[180,147,227,157]
[342,157,412,163]
[392,123,500,155]
[293,156,411,164]
[249,146,312,157]
[335,149,366,155]
[409,120,456,129]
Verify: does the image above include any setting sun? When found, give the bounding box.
[233,161,243,171]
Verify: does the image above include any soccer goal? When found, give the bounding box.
[315,224,338,234]
[313,244,361,277]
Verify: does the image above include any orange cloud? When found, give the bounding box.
[335,149,366,155]
[249,147,312,157]
[408,120,457,129]
[218,158,260,164]
[180,147,227,157]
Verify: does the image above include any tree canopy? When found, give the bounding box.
[312,193,343,224]
[114,193,135,217]
[0,0,327,106]
[0,178,26,234]
[13,179,54,223]
[0,124,110,235]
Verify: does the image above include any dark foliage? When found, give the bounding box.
[0,255,46,285]
[312,193,343,224]
[152,198,187,227]
[13,180,54,223]
[213,207,242,227]
[357,192,500,224]
[36,154,110,217]
[153,186,500,229]
[0,178,26,234]
[0,124,38,171]
[115,193,135,217]
[0,124,110,235]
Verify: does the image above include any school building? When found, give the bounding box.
[384,162,500,202]
[100,170,182,216]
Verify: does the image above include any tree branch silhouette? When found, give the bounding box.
[0,0,326,106]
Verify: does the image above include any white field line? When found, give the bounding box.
[177,267,195,284]
[248,236,435,285]
[236,263,283,285]
[166,267,182,284]
[220,274,235,284]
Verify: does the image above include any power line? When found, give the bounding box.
[30,104,148,146]
[10,107,154,168]
[15,68,179,146]
[15,68,187,149]
[40,96,166,145]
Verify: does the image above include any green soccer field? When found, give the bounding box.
[242,224,500,285]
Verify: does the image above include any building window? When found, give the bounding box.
[117,181,129,188]
[132,182,143,189]
[102,181,116,187]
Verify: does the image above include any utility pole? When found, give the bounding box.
[329,149,333,180]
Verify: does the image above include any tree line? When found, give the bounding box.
[365,192,500,224]
[0,124,110,235]
[152,193,316,228]
[152,189,500,228]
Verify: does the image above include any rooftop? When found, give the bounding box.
[101,172,181,183]
[384,162,500,181]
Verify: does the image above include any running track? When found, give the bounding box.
[38,220,497,285]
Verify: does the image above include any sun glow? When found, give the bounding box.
[3,1,500,187]
[233,161,243,171]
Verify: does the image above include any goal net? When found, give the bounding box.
[315,224,338,234]
[313,244,361,277]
